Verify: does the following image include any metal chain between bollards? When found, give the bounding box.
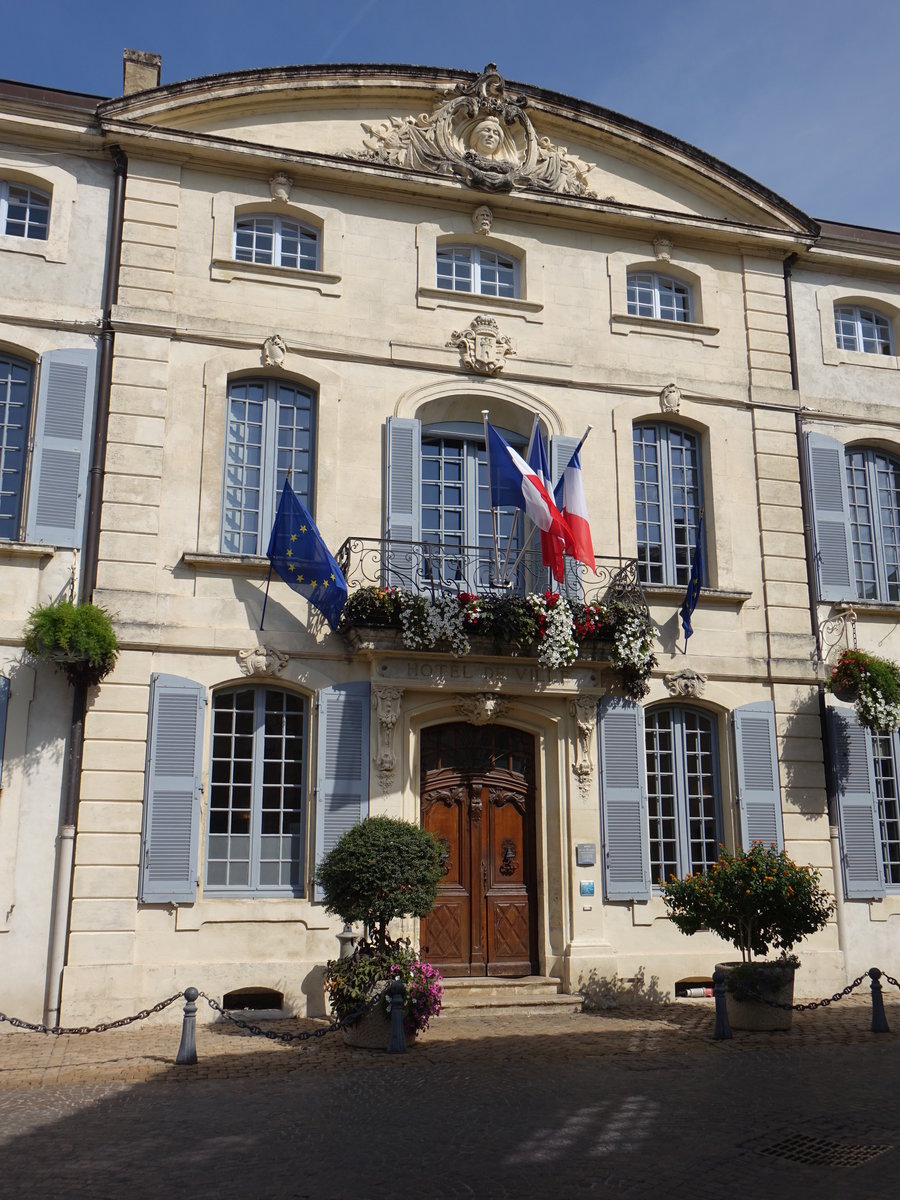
[0,993,183,1036]
[731,972,868,1012]
[195,985,389,1043]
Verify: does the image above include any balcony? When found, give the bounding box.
[335,538,655,696]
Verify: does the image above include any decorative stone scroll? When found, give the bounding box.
[358,63,597,197]
[569,695,597,794]
[448,314,515,376]
[664,667,708,698]
[237,645,290,677]
[659,382,682,413]
[262,334,287,368]
[269,173,293,202]
[455,691,509,726]
[373,685,404,787]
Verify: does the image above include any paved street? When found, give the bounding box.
[1,997,898,1199]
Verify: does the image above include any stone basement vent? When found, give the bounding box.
[755,1134,893,1168]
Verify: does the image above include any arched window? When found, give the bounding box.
[633,422,703,586]
[0,353,34,540]
[846,446,900,601]
[0,182,49,240]
[221,378,315,555]
[834,305,894,355]
[645,706,721,886]
[436,245,519,298]
[422,422,522,590]
[627,271,692,322]
[206,686,308,894]
[234,214,319,271]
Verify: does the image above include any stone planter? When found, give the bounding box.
[342,999,392,1049]
[716,961,796,1031]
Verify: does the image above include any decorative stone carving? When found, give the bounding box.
[659,383,682,413]
[472,204,493,234]
[448,314,515,376]
[262,334,287,368]
[237,646,289,677]
[569,695,597,793]
[358,63,596,197]
[653,236,673,262]
[269,173,293,202]
[664,668,708,698]
[456,691,509,725]
[373,686,403,785]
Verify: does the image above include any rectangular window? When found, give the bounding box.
[646,707,720,886]
[634,423,703,586]
[0,356,33,541]
[221,379,315,555]
[872,732,900,886]
[1,182,50,241]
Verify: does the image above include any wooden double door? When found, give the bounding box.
[419,723,538,977]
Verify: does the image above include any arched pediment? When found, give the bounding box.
[99,63,817,238]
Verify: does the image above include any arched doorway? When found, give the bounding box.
[419,723,538,977]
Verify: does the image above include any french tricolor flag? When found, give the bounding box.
[554,446,594,568]
[527,429,566,583]
[487,423,571,581]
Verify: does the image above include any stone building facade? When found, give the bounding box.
[0,56,894,1023]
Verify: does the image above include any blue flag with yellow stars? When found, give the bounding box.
[266,480,348,631]
[679,513,704,646]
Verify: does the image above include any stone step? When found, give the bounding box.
[440,976,582,1013]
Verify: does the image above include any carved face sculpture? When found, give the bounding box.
[470,117,503,158]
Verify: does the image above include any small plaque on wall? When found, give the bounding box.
[575,843,596,867]
[580,880,595,897]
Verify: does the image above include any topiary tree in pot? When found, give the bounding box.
[315,816,446,1045]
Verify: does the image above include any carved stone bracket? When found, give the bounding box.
[448,314,515,375]
[357,63,597,196]
[237,645,290,677]
[664,667,708,697]
[569,695,597,793]
[269,173,293,202]
[455,691,509,725]
[373,685,404,787]
[262,333,287,368]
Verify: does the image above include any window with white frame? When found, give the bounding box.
[436,245,519,298]
[221,378,315,555]
[0,182,49,241]
[0,354,34,541]
[871,731,900,887]
[627,271,692,322]
[206,686,307,893]
[645,706,721,887]
[633,422,704,586]
[834,305,894,356]
[234,214,319,271]
[846,446,900,602]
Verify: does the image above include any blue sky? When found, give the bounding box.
[3,0,896,229]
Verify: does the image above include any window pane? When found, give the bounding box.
[0,356,34,540]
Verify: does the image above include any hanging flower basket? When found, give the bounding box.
[827,647,900,730]
[23,600,119,687]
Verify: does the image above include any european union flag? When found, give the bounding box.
[679,513,704,646]
[266,481,348,631]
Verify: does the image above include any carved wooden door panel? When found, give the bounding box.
[420,724,537,978]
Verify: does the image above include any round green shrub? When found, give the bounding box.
[23,600,119,686]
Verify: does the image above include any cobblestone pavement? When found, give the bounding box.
[1,996,898,1199]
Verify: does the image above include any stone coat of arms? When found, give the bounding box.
[448,315,515,376]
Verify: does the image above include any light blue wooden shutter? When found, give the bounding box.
[599,696,651,900]
[384,417,421,587]
[733,700,784,850]
[139,674,206,904]
[0,675,9,789]
[806,431,854,602]
[25,348,97,548]
[829,707,886,899]
[314,681,370,901]
[551,435,582,599]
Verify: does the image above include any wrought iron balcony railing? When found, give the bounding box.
[335,537,647,609]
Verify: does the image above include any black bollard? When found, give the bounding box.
[387,978,407,1055]
[868,968,890,1034]
[712,969,732,1040]
[175,987,199,1065]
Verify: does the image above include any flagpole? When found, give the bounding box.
[260,560,274,631]
[482,409,503,588]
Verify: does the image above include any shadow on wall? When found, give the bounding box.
[777,702,831,824]
[578,965,671,1011]
[0,656,66,782]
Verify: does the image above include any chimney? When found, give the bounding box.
[123,49,161,95]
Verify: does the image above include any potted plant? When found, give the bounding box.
[661,844,834,1030]
[23,599,119,687]
[827,647,900,730]
[316,815,445,1047]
